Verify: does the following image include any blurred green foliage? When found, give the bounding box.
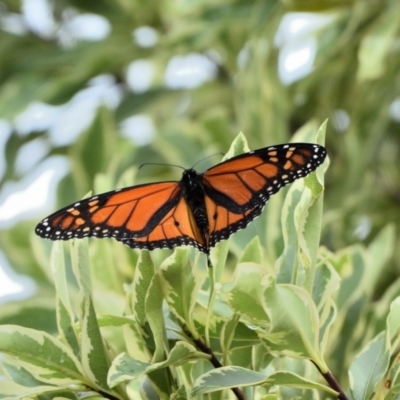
[0,0,399,399]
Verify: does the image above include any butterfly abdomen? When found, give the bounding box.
[181,169,210,244]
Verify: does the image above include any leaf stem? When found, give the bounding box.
[97,389,122,400]
[190,334,247,400]
[312,361,349,400]
[205,265,215,346]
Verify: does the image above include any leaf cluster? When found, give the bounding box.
[0,126,398,400]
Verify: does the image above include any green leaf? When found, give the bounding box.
[265,370,337,396]
[387,297,400,342]
[50,243,80,357]
[291,120,321,143]
[358,7,400,81]
[140,376,165,400]
[191,367,336,396]
[90,239,124,294]
[97,314,136,328]
[55,296,80,359]
[312,257,341,310]
[132,251,156,327]
[302,170,325,279]
[209,239,229,277]
[349,331,390,400]
[191,366,266,396]
[0,379,62,398]
[158,249,202,335]
[364,224,396,296]
[276,121,327,286]
[384,299,400,398]
[260,279,327,371]
[239,236,263,264]
[222,132,250,161]
[318,300,337,353]
[386,383,400,400]
[50,242,73,318]
[108,355,149,387]
[221,262,270,324]
[220,313,240,364]
[70,239,92,298]
[276,172,325,286]
[311,257,340,351]
[108,341,207,387]
[145,270,167,362]
[0,297,57,333]
[121,321,151,365]
[194,314,260,353]
[0,325,86,386]
[1,362,48,388]
[80,296,111,391]
[276,184,305,283]
[170,385,188,399]
[335,246,366,310]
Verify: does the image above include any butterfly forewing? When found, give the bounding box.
[35,181,182,241]
[202,143,326,212]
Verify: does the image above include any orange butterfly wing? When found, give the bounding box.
[35,181,205,251]
[119,196,207,252]
[201,143,326,247]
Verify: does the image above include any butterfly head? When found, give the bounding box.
[182,168,201,185]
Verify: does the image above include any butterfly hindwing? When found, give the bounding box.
[204,194,263,248]
[119,196,206,252]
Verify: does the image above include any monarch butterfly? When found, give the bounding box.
[35,143,326,263]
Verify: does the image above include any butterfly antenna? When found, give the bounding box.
[191,152,225,170]
[138,162,185,171]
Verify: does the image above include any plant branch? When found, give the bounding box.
[97,389,122,400]
[189,333,247,400]
[312,361,349,400]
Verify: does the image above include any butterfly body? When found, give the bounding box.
[35,143,327,258]
[180,168,210,246]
